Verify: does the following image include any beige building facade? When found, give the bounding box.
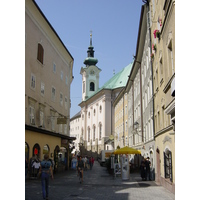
[25,0,75,173]
[149,0,175,193]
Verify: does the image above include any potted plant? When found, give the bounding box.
[156,31,161,39]
[152,44,157,51]
[153,29,158,38]
[151,53,154,60]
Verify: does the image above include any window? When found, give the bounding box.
[51,87,56,102]
[99,123,102,140]
[37,43,44,64]
[60,93,63,106]
[61,71,63,80]
[50,111,56,131]
[94,109,96,116]
[90,82,95,91]
[65,97,67,109]
[93,126,95,141]
[164,150,173,182]
[168,40,174,75]
[53,63,56,73]
[41,82,45,96]
[88,112,90,118]
[99,105,102,113]
[30,73,36,90]
[29,106,35,125]
[88,128,90,142]
[40,110,44,127]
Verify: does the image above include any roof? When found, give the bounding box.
[70,111,81,121]
[83,62,133,101]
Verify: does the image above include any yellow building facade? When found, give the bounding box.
[150,0,175,193]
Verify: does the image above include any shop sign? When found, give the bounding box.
[57,118,67,124]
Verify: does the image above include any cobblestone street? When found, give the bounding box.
[25,161,175,200]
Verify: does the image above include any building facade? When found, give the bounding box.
[149,0,175,193]
[79,35,132,158]
[70,111,81,154]
[25,0,75,173]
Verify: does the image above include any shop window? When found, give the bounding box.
[164,149,173,182]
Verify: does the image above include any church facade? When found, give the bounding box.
[78,33,132,157]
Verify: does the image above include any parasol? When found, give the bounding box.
[113,146,141,155]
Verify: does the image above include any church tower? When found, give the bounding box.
[80,32,101,101]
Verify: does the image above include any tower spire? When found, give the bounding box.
[83,31,98,66]
[90,30,92,46]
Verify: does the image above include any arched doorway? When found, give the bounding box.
[25,142,29,161]
[32,143,41,159]
[43,144,50,159]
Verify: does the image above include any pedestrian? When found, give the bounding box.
[140,158,146,180]
[145,157,151,181]
[76,156,85,183]
[39,154,54,200]
[90,156,94,169]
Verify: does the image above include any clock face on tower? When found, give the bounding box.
[90,70,95,75]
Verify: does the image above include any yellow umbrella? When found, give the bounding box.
[113,146,141,155]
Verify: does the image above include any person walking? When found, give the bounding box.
[89,156,94,170]
[145,157,151,181]
[39,154,54,200]
[76,156,85,183]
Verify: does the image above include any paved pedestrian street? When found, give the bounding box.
[25,161,175,200]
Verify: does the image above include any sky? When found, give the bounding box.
[34,0,144,117]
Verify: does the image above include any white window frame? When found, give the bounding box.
[65,96,67,110]
[30,73,36,90]
[40,110,44,127]
[41,82,45,96]
[29,105,35,125]
[53,63,56,73]
[51,86,56,102]
[60,92,63,106]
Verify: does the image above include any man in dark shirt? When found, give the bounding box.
[77,156,85,183]
[145,157,151,181]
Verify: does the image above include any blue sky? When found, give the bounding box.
[34,0,144,117]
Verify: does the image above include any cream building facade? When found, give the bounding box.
[149,0,175,193]
[79,35,132,158]
[70,111,81,154]
[25,0,75,172]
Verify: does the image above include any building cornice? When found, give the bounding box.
[25,124,76,141]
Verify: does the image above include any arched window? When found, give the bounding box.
[90,82,95,91]
[37,43,44,64]
[93,125,96,141]
[88,127,90,142]
[99,123,102,140]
